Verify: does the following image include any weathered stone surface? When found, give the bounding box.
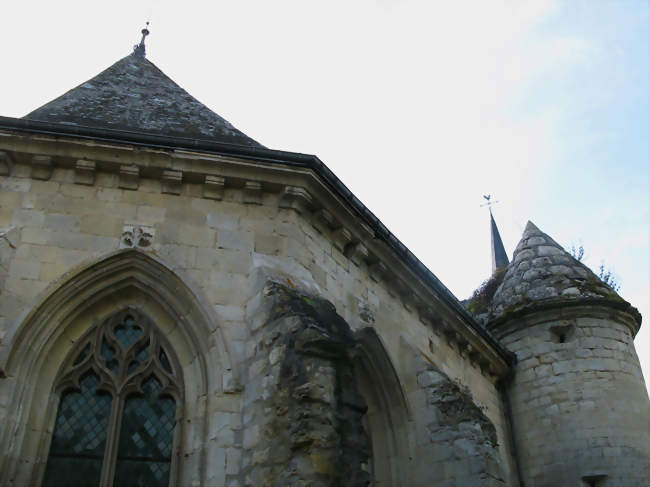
[24,52,262,147]
[241,282,370,487]
[414,354,506,486]
[490,221,629,322]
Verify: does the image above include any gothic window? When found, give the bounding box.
[42,309,182,487]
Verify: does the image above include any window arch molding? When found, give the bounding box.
[43,307,184,486]
[353,327,413,487]
[0,249,234,486]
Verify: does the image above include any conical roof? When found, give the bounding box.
[490,211,509,271]
[24,52,261,147]
[490,221,624,321]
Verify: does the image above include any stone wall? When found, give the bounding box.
[241,281,369,486]
[499,309,650,487]
[406,347,506,487]
[0,144,516,485]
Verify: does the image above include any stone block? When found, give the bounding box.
[217,230,254,252]
[254,234,284,256]
[158,223,215,248]
[11,209,45,227]
[135,205,166,224]
[44,214,78,232]
[39,262,69,282]
[97,188,122,202]
[8,259,41,280]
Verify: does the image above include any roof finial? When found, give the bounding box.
[481,195,510,272]
[133,21,150,57]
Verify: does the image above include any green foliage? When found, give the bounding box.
[466,267,507,315]
[569,244,620,292]
[598,264,620,293]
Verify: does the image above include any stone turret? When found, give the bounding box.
[488,222,650,486]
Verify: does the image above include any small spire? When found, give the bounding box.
[481,195,509,272]
[133,22,150,57]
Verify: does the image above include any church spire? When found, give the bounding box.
[133,22,150,57]
[482,195,509,272]
[490,209,509,271]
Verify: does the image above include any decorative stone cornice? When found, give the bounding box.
[0,133,513,376]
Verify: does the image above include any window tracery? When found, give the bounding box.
[42,308,182,487]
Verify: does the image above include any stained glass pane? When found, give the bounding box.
[42,373,112,487]
[101,338,119,375]
[113,376,176,487]
[114,315,142,349]
[159,349,172,374]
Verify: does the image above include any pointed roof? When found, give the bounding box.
[489,221,638,327]
[24,53,261,147]
[490,211,509,271]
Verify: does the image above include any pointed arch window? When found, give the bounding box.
[42,309,182,487]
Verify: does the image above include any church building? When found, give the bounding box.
[0,29,648,487]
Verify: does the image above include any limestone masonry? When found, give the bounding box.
[0,44,647,487]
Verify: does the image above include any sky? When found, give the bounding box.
[2,1,649,380]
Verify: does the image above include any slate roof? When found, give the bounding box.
[24,53,262,147]
[490,211,509,271]
[490,221,627,322]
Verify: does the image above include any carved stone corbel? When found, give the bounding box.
[119,165,139,190]
[311,208,337,235]
[243,181,263,205]
[161,170,182,195]
[346,242,369,266]
[331,227,352,252]
[74,160,96,185]
[279,186,313,214]
[31,155,53,180]
[368,261,388,283]
[203,175,225,200]
[0,151,14,176]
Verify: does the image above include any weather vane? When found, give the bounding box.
[133,21,150,57]
[480,194,500,214]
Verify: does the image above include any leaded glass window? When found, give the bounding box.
[42,309,182,487]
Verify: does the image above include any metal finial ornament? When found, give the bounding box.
[480,194,500,214]
[133,21,150,57]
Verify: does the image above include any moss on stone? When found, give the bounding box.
[466,267,507,315]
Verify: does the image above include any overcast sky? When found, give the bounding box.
[2,1,649,380]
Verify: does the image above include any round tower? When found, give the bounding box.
[488,222,649,486]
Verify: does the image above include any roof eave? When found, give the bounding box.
[0,115,514,367]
